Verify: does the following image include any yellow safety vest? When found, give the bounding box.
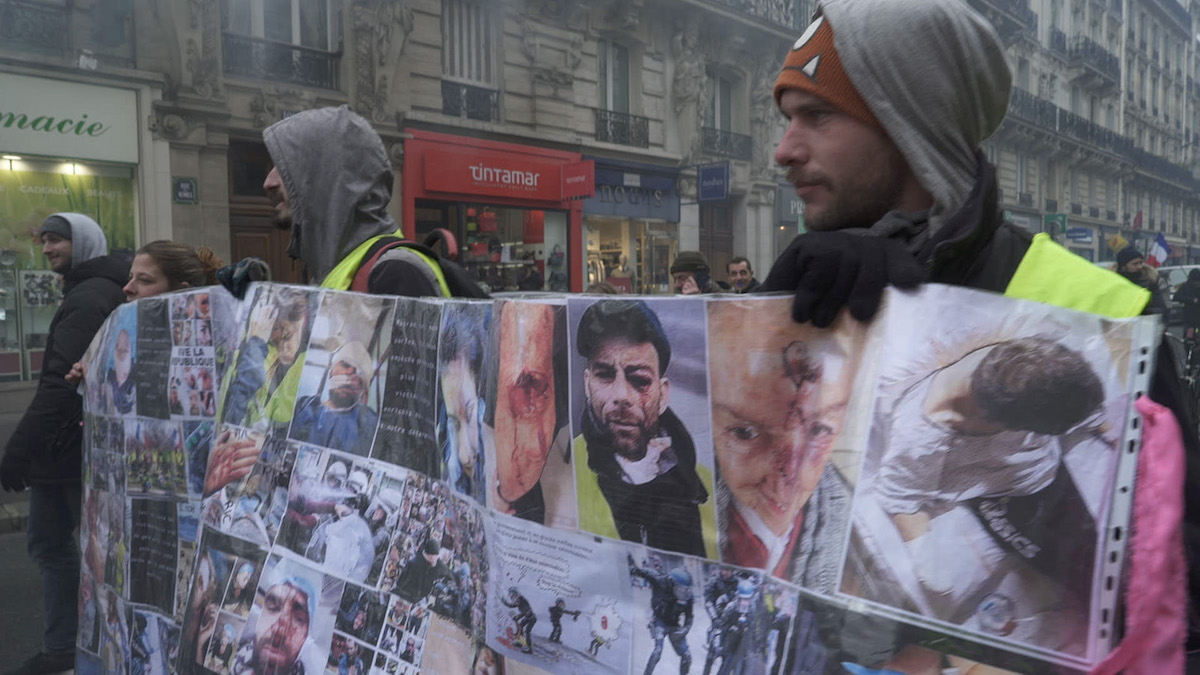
[321,230,452,297]
[1004,233,1150,318]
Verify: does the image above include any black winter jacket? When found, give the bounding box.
[5,255,128,484]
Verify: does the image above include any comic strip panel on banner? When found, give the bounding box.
[77,283,1157,674]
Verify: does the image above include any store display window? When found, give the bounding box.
[0,156,137,380]
[413,200,569,294]
[585,216,677,295]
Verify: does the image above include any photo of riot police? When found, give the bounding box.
[569,297,717,557]
[288,293,394,457]
[437,302,492,505]
[484,300,575,528]
[277,446,406,586]
[226,554,344,675]
[378,474,487,632]
[126,418,188,497]
[628,550,708,675]
[707,297,868,588]
[202,614,245,674]
[841,291,1132,660]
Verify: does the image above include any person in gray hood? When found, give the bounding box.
[761,0,1198,667]
[2,212,128,675]
[261,105,484,297]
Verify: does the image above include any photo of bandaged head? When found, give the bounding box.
[437,302,493,506]
[221,285,317,432]
[485,300,574,529]
[707,297,867,589]
[288,293,394,457]
[233,555,345,675]
[378,473,487,632]
[126,418,187,497]
[568,297,717,557]
[842,289,1133,660]
[277,446,407,587]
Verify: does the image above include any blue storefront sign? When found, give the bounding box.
[581,158,680,221]
[698,162,730,202]
[1066,226,1094,244]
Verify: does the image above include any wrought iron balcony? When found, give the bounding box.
[1109,0,1121,17]
[700,0,802,30]
[1067,36,1120,85]
[594,109,650,148]
[222,33,340,89]
[441,80,499,122]
[1008,89,1134,157]
[965,0,1036,45]
[1129,147,1197,187]
[1018,192,1034,207]
[701,127,752,161]
[0,0,69,54]
[1009,87,1057,128]
[1050,28,1068,55]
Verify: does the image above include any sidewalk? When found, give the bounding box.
[0,411,28,535]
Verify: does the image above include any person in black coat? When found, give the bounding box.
[1,213,128,673]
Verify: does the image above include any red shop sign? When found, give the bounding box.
[424,149,594,202]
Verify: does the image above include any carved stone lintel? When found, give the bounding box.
[525,0,591,27]
[249,87,318,128]
[248,92,277,129]
[150,111,204,142]
[521,19,584,99]
[603,0,644,31]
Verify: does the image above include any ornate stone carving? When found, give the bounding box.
[248,92,277,129]
[185,0,220,98]
[602,0,643,31]
[520,18,584,98]
[249,88,318,128]
[388,141,405,165]
[750,58,779,179]
[150,111,204,142]
[673,17,708,163]
[352,0,415,124]
[186,38,219,99]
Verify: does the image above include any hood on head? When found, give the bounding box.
[47,212,108,268]
[262,105,398,283]
[819,0,1011,233]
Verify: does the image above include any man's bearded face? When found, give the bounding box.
[326,360,366,408]
[254,583,310,674]
[584,339,668,461]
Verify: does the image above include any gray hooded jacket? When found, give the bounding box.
[45,212,109,267]
[263,106,400,285]
[820,0,1011,234]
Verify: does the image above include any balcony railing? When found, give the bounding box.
[1109,0,1122,17]
[1068,35,1120,83]
[0,0,69,54]
[222,33,339,89]
[700,127,752,160]
[1129,147,1197,186]
[441,80,499,122]
[701,0,800,29]
[1050,28,1068,55]
[594,109,650,148]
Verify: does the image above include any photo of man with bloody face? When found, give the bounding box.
[707,297,865,589]
[231,556,340,675]
[571,298,716,558]
[485,301,574,529]
[290,341,380,457]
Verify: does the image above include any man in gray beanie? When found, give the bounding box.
[669,250,716,295]
[2,212,128,674]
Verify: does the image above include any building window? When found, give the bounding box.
[442,0,495,86]
[598,40,631,113]
[705,73,733,131]
[1016,152,1028,193]
[222,0,337,51]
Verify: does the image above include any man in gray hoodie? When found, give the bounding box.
[261,105,484,297]
[2,213,128,675]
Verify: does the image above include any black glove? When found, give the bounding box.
[0,453,30,492]
[216,257,271,300]
[760,231,927,327]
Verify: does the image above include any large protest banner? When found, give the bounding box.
[77,283,1157,674]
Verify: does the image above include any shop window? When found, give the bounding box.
[598,40,631,114]
[220,0,342,89]
[414,201,567,294]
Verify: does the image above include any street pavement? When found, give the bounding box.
[0,409,43,672]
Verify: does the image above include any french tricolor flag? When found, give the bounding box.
[1146,233,1170,268]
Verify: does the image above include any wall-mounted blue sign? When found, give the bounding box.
[698,162,730,203]
[582,158,680,221]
